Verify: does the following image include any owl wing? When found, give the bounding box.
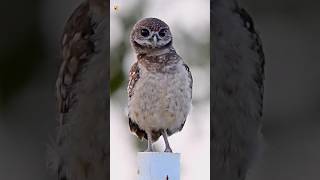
[127,62,148,140]
[236,7,265,117]
[127,62,140,99]
[56,2,94,124]
[211,1,265,178]
[167,62,193,136]
[54,2,95,180]
[178,62,193,132]
[183,63,193,98]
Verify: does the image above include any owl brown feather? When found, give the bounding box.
[56,1,94,125]
[49,1,108,180]
[128,17,192,152]
[127,62,140,99]
[127,50,193,142]
[127,61,162,141]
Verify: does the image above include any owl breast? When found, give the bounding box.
[128,62,192,134]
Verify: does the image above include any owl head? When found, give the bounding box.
[130,18,173,53]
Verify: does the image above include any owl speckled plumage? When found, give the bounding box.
[48,0,108,180]
[212,0,265,179]
[128,18,192,152]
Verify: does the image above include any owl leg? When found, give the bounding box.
[162,130,172,153]
[145,133,153,152]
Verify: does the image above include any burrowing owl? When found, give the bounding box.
[212,0,265,179]
[127,18,193,152]
[48,0,108,180]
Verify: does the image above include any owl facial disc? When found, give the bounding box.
[131,18,173,51]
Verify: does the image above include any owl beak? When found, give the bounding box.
[152,35,158,47]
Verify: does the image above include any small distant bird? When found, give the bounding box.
[212,0,265,179]
[48,0,108,180]
[127,18,193,152]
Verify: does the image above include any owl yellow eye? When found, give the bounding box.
[159,29,166,37]
[140,29,149,37]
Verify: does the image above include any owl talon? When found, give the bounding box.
[164,148,172,153]
[144,148,153,152]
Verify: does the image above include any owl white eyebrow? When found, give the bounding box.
[140,27,151,31]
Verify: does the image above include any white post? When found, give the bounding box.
[137,152,180,180]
